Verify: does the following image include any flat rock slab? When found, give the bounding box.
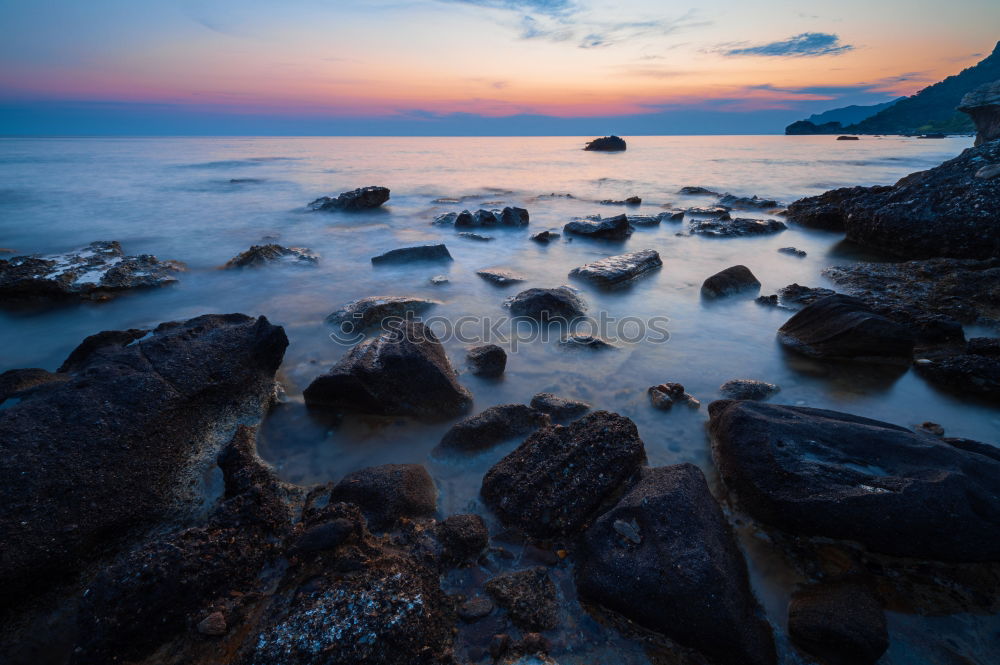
[476,268,526,285]
[708,399,1000,561]
[577,464,776,665]
[303,320,472,419]
[530,392,590,421]
[326,296,438,332]
[0,313,288,609]
[690,218,786,237]
[778,294,914,364]
[563,215,631,239]
[481,411,646,538]
[0,240,183,301]
[223,244,317,268]
[569,249,661,286]
[435,404,550,454]
[309,185,390,211]
[371,244,452,264]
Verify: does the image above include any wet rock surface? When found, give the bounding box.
[914,352,1000,402]
[330,463,437,531]
[788,580,889,665]
[466,343,507,377]
[689,217,786,237]
[326,295,438,332]
[559,333,617,350]
[303,320,472,419]
[568,249,661,285]
[778,294,915,364]
[719,378,779,400]
[223,244,318,268]
[481,411,646,538]
[701,264,761,297]
[784,186,888,231]
[504,286,586,320]
[436,404,551,454]
[308,185,390,211]
[371,244,452,264]
[648,382,700,410]
[0,367,69,403]
[435,514,488,564]
[0,240,183,301]
[709,399,1000,561]
[563,214,632,239]
[530,230,560,243]
[484,567,559,631]
[584,135,626,151]
[476,268,525,285]
[719,193,779,209]
[577,464,776,665]
[529,392,590,421]
[0,313,288,611]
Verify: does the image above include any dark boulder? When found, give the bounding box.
[701,265,761,298]
[563,214,632,239]
[0,314,287,611]
[788,580,888,665]
[308,185,390,211]
[303,320,472,419]
[778,294,915,364]
[719,193,778,209]
[785,186,888,231]
[719,379,779,400]
[467,343,507,377]
[576,464,776,665]
[708,399,1000,561]
[0,367,68,404]
[836,135,860,140]
[330,464,437,531]
[957,80,1000,146]
[584,135,626,151]
[679,186,720,196]
[914,353,1000,402]
[435,404,550,454]
[778,246,807,257]
[559,334,617,350]
[501,206,530,226]
[484,567,559,631]
[568,249,661,286]
[689,217,786,237]
[0,240,183,301]
[223,244,317,268]
[452,206,529,227]
[529,392,590,421]
[648,382,700,410]
[530,230,560,243]
[326,295,438,333]
[504,286,586,320]
[371,244,452,264]
[435,513,489,564]
[481,411,646,538]
[969,337,1000,356]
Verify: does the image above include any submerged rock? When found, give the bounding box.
[371,244,452,264]
[568,249,661,286]
[466,343,507,377]
[584,135,627,151]
[778,246,807,257]
[308,185,390,211]
[778,294,915,364]
[303,320,472,419]
[0,240,183,301]
[701,265,761,297]
[223,244,317,268]
[599,196,642,206]
[436,404,551,454]
[577,464,776,665]
[476,268,525,285]
[529,393,590,421]
[679,186,720,196]
[559,334,617,350]
[719,193,778,209]
[458,232,493,241]
[719,379,779,401]
[530,230,560,243]
[326,296,438,333]
[330,464,437,531]
[788,580,888,665]
[484,567,559,631]
[957,79,1000,146]
[563,214,632,239]
[481,411,646,538]
[504,286,586,320]
[708,399,1000,561]
[690,217,786,237]
[0,314,287,611]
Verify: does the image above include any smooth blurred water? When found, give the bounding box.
[1,135,996,664]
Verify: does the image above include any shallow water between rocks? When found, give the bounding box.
[1,135,997,664]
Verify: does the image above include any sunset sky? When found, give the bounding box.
[1,0,997,134]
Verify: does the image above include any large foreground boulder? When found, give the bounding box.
[481,411,646,538]
[778,294,914,364]
[957,79,1000,146]
[303,320,472,419]
[584,135,626,151]
[568,249,661,285]
[0,240,183,301]
[0,314,288,609]
[708,400,1000,561]
[577,464,776,665]
[308,185,390,211]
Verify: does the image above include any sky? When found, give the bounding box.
[0,0,997,135]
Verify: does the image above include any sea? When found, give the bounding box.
[0,135,996,664]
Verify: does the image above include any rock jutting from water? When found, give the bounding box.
[689,217,786,237]
[599,196,642,205]
[436,404,551,454]
[708,399,1000,561]
[223,244,318,268]
[568,249,662,286]
[303,320,472,419]
[530,230,560,243]
[326,295,438,332]
[371,243,452,264]
[718,193,779,209]
[648,382,700,410]
[445,206,530,227]
[529,392,590,421]
[466,343,507,377]
[563,214,632,239]
[308,185,390,211]
[476,268,526,285]
[701,264,761,298]
[0,240,183,301]
[584,135,627,151]
[504,286,587,320]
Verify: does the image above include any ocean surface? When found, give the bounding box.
[1,135,997,664]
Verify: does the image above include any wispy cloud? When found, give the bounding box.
[575,14,710,49]
[440,0,576,16]
[719,32,853,57]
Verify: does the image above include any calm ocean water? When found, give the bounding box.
[1,135,996,664]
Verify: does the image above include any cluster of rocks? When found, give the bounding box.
[434,206,529,227]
